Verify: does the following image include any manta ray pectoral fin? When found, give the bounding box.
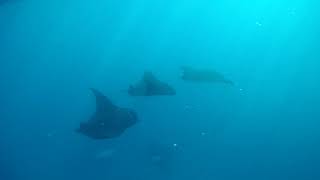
[90,88,117,113]
[143,71,158,83]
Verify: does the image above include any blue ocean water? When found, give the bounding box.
[1,0,320,180]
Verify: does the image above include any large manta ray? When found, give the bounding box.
[128,71,176,96]
[76,88,138,139]
[181,66,234,85]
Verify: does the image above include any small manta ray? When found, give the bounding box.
[76,88,138,139]
[128,71,176,96]
[181,66,234,85]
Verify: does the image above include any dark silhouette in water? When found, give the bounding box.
[76,88,138,139]
[181,66,234,85]
[128,71,176,96]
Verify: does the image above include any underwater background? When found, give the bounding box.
[1,0,320,180]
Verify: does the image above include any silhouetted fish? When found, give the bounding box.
[76,88,138,139]
[181,66,234,85]
[128,71,176,96]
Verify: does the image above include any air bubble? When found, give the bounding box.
[256,22,262,27]
[173,143,178,147]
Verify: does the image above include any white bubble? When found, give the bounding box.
[256,22,262,27]
[173,143,178,147]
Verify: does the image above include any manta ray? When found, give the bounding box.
[181,66,234,85]
[76,88,138,139]
[128,71,176,96]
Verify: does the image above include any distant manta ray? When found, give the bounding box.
[128,71,176,96]
[181,66,234,85]
[76,88,138,139]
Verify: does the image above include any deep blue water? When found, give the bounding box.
[1,0,320,180]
